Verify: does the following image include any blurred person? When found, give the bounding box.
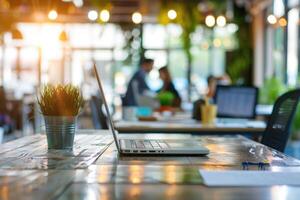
[207,75,217,98]
[123,58,154,106]
[216,74,232,85]
[158,66,181,107]
[206,74,232,98]
[0,86,14,134]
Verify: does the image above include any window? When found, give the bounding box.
[0,22,233,101]
[287,8,299,86]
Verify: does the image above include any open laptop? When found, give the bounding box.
[214,85,258,119]
[214,85,258,124]
[93,64,209,155]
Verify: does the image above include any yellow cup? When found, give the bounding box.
[201,104,217,125]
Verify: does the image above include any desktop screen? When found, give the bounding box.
[215,86,258,118]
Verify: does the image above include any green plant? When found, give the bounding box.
[259,77,286,104]
[157,91,175,106]
[158,1,200,62]
[259,78,300,140]
[226,5,252,84]
[38,84,84,116]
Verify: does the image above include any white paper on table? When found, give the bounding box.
[199,170,300,186]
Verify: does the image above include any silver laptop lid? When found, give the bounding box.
[93,63,121,152]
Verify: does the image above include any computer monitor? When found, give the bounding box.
[214,85,258,119]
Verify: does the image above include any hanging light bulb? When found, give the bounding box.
[100,9,110,22]
[205,15,215,27]
[267,14,277,25]
[216,15,226,27]
[132,12,142,24]
[48,10,58,20]
[168,9,177,20]
[88,10,98,21]
[278,17,287,27]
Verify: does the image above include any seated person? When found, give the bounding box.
[206,74,232,98]
[206,75,217,98]
[123,58,154,106]
[193,74,231,120]
[158,66,182,107]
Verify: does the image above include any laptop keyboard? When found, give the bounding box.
[130,140,170,149]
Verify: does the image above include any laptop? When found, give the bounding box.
[214,85,258,120]
[93,64,209,155]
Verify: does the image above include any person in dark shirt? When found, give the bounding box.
[123,58,154,106]
[158,66,181,107]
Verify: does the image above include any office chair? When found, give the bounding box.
[261,89,300,152]
[90,96,108,129]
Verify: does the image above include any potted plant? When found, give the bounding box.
[38,84,84,149]
[157,91,175,112]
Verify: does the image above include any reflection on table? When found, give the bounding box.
[1,130,300,199]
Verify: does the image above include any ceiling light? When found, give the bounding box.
[132,12,142,24]
[278,17,287,27]
[168,9,177,20]
[88,10,98,21]
[267,14,277,25]
[205,15,215,27]
[48,10,58,21]
[100,9,110,22]
[216,15,226,27]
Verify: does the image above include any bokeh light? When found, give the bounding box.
[132,12,142,24]
[205,15,215,27]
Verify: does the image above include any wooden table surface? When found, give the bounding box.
[1,130,300,200]
[115,118,266,135]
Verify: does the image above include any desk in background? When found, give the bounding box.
[115,118,266,135]
[1,130,300,199]
[256,104,273,117]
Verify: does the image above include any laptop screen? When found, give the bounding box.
[93,64,121,152]
[214,85,258,119]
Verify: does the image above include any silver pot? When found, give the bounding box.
[44,116,77,149]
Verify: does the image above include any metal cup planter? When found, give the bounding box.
[38,84,84,150]
[44,116,77,150]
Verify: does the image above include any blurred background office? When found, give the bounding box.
[1,0,300,157]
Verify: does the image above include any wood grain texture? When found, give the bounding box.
[0,132,113,169]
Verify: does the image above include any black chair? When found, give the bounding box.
[261,89,300,152]
[90,96,108,129]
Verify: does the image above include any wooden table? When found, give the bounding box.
[1,130,300,199]
[115,119,266,135]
